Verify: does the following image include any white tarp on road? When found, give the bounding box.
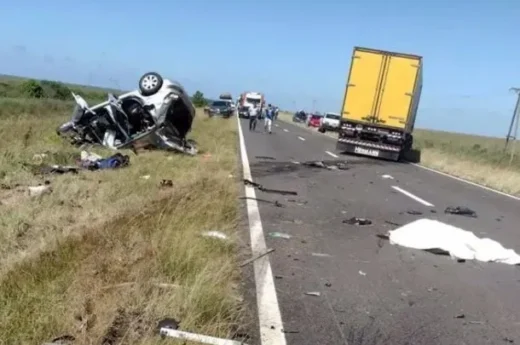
[389,218,520,265]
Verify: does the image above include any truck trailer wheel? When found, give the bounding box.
[401,148,421,163]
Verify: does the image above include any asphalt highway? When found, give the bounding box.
[239,117,520,345]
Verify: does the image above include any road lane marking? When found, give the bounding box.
[298,136,305,141]
[411,163,520,201]
[283,128,289,132]
[236,117,287,345]
[392,186,435,207]
[325,151,338,158]
[275,124,279,127]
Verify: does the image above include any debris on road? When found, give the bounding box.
[36,165,79,175]
[358,270,367,276]
[406,210,423,215]
[282,329,300,334]
[325,282,332,287]
[201,230,228,240]
[304,291,321,297]
[388,218,520,264]
[42,335,75,345]
[454,314,466,319]
[160,179,173,188]
[343,217,372,226]
[288,199,308,205]
[381,174,394,179]
[302,160,349,170]
[243,179,298,196]
[274,200,284,208]
[159,327,248,345]
[28,184,52,197]
[269,232,292,239]
[157,317,180,331]
[239,196,285,207]
[255,156,276,160]
[80,152,130,170]
[445,206,478,218]
[384,221,401,227]
[312,253,332,258]
[240,248,275,267]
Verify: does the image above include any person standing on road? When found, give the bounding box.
[264,104,274,134]
[249,103,259,131]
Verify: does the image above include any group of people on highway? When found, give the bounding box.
[248,103,279,134]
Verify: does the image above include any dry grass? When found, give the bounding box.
[278,112,520,196]
[0,98,245,344]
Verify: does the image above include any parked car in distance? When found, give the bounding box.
[318,112,341,133]
[238,105,250,118]
[293,110,307,123]
[208,100,234,118]
[307,114,323,128]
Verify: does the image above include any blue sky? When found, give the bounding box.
[1,0,519,137]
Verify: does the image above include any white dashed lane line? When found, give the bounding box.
[298,136,306,141]
[275,124,279,127]
[325,151,338,158]
[283,128,289,133]
[391,186,435,207]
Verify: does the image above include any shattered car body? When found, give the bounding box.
[57,72,198,155]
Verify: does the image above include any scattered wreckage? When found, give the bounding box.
[57,72,198,155]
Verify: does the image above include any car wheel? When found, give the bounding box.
[318,127,326,133]
[139,72,164,96]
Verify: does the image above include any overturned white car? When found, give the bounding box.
[57,72,197,155]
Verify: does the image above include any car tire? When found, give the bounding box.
[139,72,164,96]
[318,127,326,133]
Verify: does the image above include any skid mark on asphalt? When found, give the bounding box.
[392,186,435,207]
[237,117,287,345]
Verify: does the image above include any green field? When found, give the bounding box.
[0,78,246,344]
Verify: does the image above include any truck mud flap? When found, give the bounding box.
[336,141,400,161]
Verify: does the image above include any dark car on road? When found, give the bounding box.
[293,110,307,123]
[208,100,233,118]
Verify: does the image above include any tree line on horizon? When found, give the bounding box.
[0,77,211,106]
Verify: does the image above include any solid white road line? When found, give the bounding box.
[411,163,520,201]
[237,117,287,345]
[283,128,289,132]
[298,136,306,141]
[325,151,338,158]
[392,186,435,207]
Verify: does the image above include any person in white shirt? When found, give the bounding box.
[249,103,259,131]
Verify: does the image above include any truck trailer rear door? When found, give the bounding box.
[376,54,421,129]
[341,49,385,124]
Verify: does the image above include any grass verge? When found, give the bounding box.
[278,112,520,196]
[0,97,245,344]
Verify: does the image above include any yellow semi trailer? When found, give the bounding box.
[336,47,423,161]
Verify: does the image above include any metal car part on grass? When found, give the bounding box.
[57,72,198,155]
